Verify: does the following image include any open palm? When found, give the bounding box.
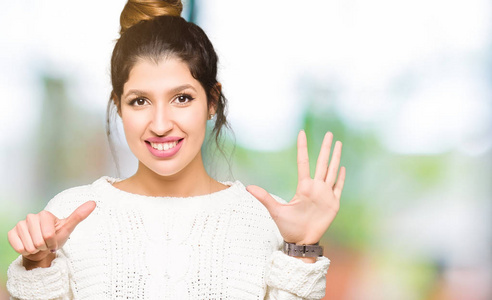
[247,130,346,245]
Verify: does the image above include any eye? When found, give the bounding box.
[129,97,148,106]
[172,94,195,105]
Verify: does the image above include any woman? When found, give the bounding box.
[7,0,346,299]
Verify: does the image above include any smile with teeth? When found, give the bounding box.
[150,141,179,151]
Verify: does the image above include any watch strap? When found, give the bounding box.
[282,241,323,257]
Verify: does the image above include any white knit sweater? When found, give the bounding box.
[7,177,330,299]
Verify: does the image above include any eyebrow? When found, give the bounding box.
[123,84,197,100]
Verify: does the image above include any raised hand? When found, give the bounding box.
[7,201,96,269]
[247,131,346,245]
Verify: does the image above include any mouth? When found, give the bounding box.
[144,138,184,158]
[148,139,183,151]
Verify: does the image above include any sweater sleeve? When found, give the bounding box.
[7,252,72,300]
[264,251,330,299]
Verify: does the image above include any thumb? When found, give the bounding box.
[246,185,281,220]
[61,201,96,234]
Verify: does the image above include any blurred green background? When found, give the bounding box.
[1,1,491,299]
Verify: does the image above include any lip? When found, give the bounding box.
[145,137,184,158]
[146,136,183,143]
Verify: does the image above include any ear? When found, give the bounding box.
[208,83,222,115]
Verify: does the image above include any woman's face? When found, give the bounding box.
[120,57,212,177]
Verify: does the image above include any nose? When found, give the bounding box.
[149,105,174,136]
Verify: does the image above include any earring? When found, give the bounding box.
[209,114,215,120]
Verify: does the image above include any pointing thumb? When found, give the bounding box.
[62,201,96,234]
[246,185,280,220]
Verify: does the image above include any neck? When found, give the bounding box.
[117,152,226,197]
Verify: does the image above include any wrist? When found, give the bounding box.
[294,240,319,246]
[290,237,320,245]
[22,252,56,270]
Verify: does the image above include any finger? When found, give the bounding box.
[334,166,346,199]
[297,130,310,181]
[325,141,342,185]
[39,210,58,252]
[15,221,38,255]
[60,201,96,237]
[26,214,48,251]
[8,229,26,255]
[314,132,333,181]
[246,185,281,220]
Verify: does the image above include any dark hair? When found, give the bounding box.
[107,1,229,163]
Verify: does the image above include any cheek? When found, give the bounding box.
[121,111,146,139]
[175,107,208,135]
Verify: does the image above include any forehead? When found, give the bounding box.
[124,57,201,93]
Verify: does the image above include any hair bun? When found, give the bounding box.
[120,0,183,35]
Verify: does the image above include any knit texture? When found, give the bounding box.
[7,177,330,299]
[7,252,71,300]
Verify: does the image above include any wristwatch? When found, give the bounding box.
[282,241,323,257]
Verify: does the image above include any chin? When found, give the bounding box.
[136,148,202,179]
[148,165,185,178]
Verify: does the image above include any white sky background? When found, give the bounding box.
[202,0,492,153]
[0,0,490,154]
